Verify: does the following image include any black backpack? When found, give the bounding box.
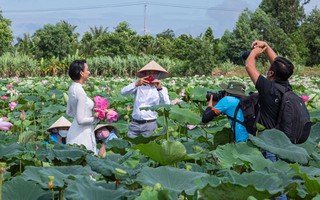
[228,92,260,135]
[274,84,312,144]
[230,85,312,144]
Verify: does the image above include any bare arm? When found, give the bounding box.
[245,40,277,85]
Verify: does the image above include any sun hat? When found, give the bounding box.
[47,116,71,132]
[136,60,169,79]
[94,124,118,134]
[219,82,246,96]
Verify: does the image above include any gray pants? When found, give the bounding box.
[127,120,157,138]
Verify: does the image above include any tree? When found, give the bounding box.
[172,34,195,60]
[156,29,175,41]
[95,22,139,57]
[0,12,14,55]
[221,9,260,65]
[259,0,309,34]
[32,21,79,59]
[203,27,214,43]
[80,26,108,57]
[300,8,320,66]
[15,33,35,56]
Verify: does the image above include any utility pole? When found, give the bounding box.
[144,2,147,35]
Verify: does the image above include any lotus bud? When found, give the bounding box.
[0,162,6,173]
[154,183,162,191]
[63,93,69,103]
[52,93,56,100]
[20,110,26,121]
[48,176,55,189]
[98,144,106,158]
[114,168,127,180]
[186,165,192,171]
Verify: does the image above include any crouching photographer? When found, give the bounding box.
[202,82,248,143]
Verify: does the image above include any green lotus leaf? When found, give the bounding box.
[198,170,290,200]
[290,163,320,198]
[0,143,24,159]
[41,104,66,115]
[35,143,88,164]
[310,109,320,122]
[22,165,96,186]
[136,166,209,195]
[248,129,310,164]
[65,176,133,200]
[213,142,269,170]
[132,141,187,165]
[169,106,202,125]
[136,187,176,200]
[86,154,142,179]
[24,95,41,102]
[189,87,208,101]
[2,177,49,200]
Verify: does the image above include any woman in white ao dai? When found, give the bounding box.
[66,60,96,154]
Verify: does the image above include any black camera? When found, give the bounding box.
[240,50,251,60]
[206,90,226,101]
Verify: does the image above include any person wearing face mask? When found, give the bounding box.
[121,60,170,138]
[94,124,119,156]
[94,124,118,143]
[47,116,71,144]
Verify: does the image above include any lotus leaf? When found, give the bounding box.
[136,166,209,195]
[249,129,310,164]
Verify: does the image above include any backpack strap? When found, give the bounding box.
[274,82,291,94]
[228,104,244,142]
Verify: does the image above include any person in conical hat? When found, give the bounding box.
[94,124,118,143]
[135,60,170,79]
[202,82,249,143]
[121,60,171,138]
[47,116,71,144]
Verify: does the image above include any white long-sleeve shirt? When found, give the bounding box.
[121,82,170,120]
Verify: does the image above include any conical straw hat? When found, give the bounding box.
[94,124,118,134]
[136,60,169,79]
[47,116,71,131]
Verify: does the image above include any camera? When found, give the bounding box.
[206,90,226,101]
[240,50,251,60]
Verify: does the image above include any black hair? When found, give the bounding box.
[269,57,294,81]
[68,59,87,81]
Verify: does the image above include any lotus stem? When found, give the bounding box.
[0,162,6,200]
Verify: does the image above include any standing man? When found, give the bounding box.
[121,60,170,138]
[245,40,294,200]
[245,40,294,140]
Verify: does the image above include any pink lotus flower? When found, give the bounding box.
[9,102,17,111]
[106,109,118,122]
[187,125,196,130]
[1,96,8,100]
[93,96,110,120]
[42,80,48,84]
[6,84,13,89]
[300,95,309,102]
[94,96,109,109]
[94,109,106,120]
[0,118,13,131]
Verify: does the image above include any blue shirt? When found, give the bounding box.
[214,96,248,143]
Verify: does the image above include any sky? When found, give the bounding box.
[1,0,319,41]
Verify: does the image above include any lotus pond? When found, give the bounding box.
[0,75,320,200]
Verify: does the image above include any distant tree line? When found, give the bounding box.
[0,0,320,77]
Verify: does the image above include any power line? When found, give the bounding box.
[2,1,243,14]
